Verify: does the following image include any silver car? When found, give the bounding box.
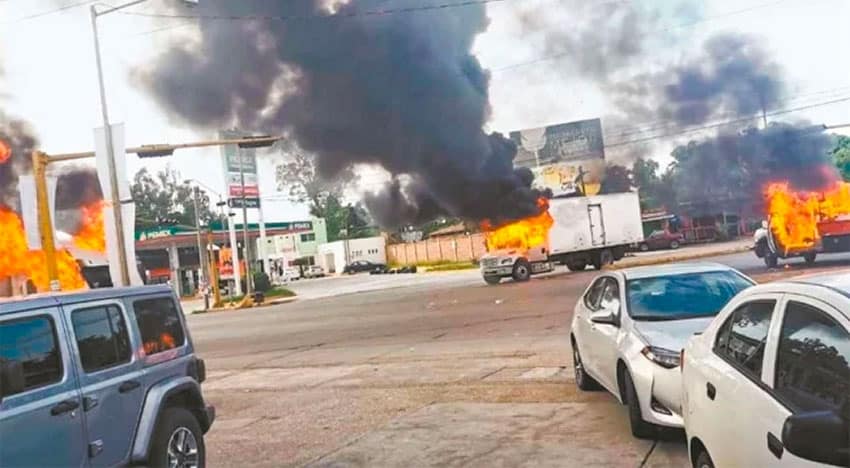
[570,263,754,438]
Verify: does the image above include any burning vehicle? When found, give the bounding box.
[479,192,643,284]
[755,181,850,268]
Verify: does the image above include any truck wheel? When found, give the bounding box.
[512,259,531,282]
[803,252,817,265]
[149,407,206,468]
[592,250,614,270]
[483,275,501,285]
[764,252,778,268]
[567,260,587,272]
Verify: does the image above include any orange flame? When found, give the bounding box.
[0,206,88,292]
[0,140,10,164]
[766,181,850,254]
[73,200,107,253]
[482,198,554,252]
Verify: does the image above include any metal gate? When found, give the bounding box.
[588,204,606,246]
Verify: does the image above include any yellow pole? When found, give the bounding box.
[32,151,60,292]
[207,230,222,308]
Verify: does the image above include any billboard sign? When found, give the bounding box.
[531,161,605,197]
[510,118,605,167]
[220,130,261,205]
[228,197,261,209]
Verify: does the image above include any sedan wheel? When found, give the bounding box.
[694,449,715,468]
[571,339,600,391]
[623,370,656,439]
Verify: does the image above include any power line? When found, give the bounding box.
[119,0,515,21]
[1,0,98,25]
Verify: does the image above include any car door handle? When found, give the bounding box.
[50,399,80,416]
[767,432,784,459]
[83,396,98,411]
[706,382,716,400]
[118,380,141,393]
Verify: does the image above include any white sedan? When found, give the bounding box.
[570,263,754,438]
[682,273,850,468]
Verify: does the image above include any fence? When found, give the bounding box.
[387,233,487,265]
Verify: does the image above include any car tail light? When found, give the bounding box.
[187,357,207,383]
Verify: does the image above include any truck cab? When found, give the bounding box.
[479,245,553,285]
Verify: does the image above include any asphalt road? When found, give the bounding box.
[186,250,850,467]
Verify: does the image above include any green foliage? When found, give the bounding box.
[631,158,677,211]
[599,164,633,194]
[252,271,272,292]
[131,166,214,230]
[832,135,850,181]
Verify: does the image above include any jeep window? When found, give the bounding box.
[71,305,131,373]
[0,316,62,395]
[133,297,186,356]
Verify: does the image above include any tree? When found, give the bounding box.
[631,158,677,211]
[131,166,214,230]
[275,144,371,241]
[832,135,850,181]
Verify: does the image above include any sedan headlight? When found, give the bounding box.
[641,346,681,369]
[500,258,513,265]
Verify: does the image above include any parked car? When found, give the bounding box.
[344,260,386,274]
[570,263,754,438]
[0,285,215,468]
[682,273,850,468]
[636,230,685,252]
[303,265,325,279]
[281,267,301,281]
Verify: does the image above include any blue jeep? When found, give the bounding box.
[0,285,215,467]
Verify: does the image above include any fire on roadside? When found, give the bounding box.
[0,205,88,292]
[0,140,10,164]
[73,200,107,253]
[481,197,554,252]
[765,181,850,254]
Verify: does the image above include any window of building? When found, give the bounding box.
[300,233,316,242]
[715,301,775,379]
[72,306,131,373]
[0,316,63,395]
[775,301,850,415]
[133,298,186,356]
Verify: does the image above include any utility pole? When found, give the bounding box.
[238,147,253,297]
[191,186,209,309]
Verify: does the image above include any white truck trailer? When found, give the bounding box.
[479,192,644,284]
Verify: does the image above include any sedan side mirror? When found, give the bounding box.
[0,359,25,401]
[782,410,849,466]
[590,309,619,327]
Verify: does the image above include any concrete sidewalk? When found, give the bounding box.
[615,239,752,269]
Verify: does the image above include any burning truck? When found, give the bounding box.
[479,192,643,284]
[755,181,850,268]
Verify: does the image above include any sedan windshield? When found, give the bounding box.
[627,271,754,321]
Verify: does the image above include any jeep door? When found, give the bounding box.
[0,306,87,467]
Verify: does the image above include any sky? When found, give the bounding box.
[1,0,848,223]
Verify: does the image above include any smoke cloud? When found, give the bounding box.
[135,0,545,227]
[0,112,38,207]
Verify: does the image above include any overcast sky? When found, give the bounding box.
[1,0,848,223]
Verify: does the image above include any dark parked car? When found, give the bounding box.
[344,260,387,274]
[637,230,685,251]
[0,285,214,468]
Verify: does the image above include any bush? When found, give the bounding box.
[253,271,272,292]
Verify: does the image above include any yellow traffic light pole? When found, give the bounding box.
[32,135,279,293]
[31,151,61,291]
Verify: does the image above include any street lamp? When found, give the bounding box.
[90,0,197,286]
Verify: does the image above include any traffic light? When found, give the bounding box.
[237,136,277,149]
[136,145,175,158]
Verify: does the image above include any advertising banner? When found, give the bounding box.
[220,130,261,206]
[531,160,605,197]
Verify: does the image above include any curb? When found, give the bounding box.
[612,245,752,269]
[191,295,298,314]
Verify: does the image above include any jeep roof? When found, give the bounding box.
[0,284,174,315]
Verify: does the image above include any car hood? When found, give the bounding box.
[632,317,715,351]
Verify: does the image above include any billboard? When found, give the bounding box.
[510,118,605,197]
[220,130,261,206]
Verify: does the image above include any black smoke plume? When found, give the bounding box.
[0,112,38,207]
[135,0,545,227]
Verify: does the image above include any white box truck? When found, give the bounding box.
[480,192,644,284]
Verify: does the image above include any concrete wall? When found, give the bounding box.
[387,233,487,265]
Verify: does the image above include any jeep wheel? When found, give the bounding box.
[149,407,205,468]
[512,259,531,282]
